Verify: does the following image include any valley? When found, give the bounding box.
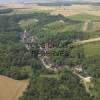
[0,2,100,100]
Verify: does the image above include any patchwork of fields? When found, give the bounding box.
[1,3,100,32]
[0,4,100,17]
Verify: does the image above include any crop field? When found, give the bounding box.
[0,75,28,100]
[67,13,100,32]
[83,41,100,57]
[85,21,100,31]
[92,21,100,31]
[67,13,100,21]
[43,20,83,32]
[0,4,100,17]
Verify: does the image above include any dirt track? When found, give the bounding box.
[0,75,28,100]
[80,37,100,44]
[83,20,90,31]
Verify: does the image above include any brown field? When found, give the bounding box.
[93,22,100,31]
[0,3,100,16]
[0,75,28,100]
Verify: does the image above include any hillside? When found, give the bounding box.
[0,5,100,100]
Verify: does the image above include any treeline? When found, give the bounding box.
[0,66,30,80]
[0,9,13,14]
[38,2,71,6]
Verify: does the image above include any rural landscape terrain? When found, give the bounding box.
[0,1,100,100]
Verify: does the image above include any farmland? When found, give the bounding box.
[0,75,28,100]
[0,4,100,17]
[67,13,100,21]
[82,41,100,57]
[1,3,100,33]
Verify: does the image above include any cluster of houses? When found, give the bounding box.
[21,30,49,55]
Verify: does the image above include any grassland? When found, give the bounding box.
[92,21,100,31]
[83,41,100,57]
[67,13,100,21]
[0,75,28,100]
[43,20,83,32]
[86,21,100,32]
[67,13,100,32]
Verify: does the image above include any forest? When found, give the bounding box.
[0,12,100,100]
[0,9,13,14]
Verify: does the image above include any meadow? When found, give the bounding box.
[83,41,100,57]
[67,13,100,21]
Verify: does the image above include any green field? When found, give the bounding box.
[83,41,100,57]
[67,13,100,33]
[43,20,83,33]
[67,13,100,21]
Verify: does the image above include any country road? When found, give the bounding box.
[76,37,100,45]
[40,56,52,69]
[73,71,92,94]
[83,20,90,31]
[40,56,92,94]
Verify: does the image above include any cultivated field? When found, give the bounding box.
[82,41,100,57]
[93,22,100,31]
[0,3,100,17]
[0,75,28,100]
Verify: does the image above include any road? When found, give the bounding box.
[75,37,100,45]
[83,20,90,31]
[81,37,100,43]
[40,56,52,69]
[73,71,92,94]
